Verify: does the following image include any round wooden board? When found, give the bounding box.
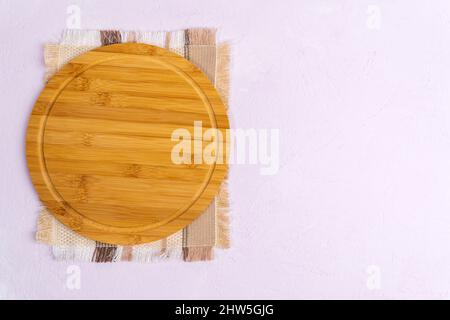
[26,43,229,245]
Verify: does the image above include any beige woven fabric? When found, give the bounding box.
[36,28,230,262]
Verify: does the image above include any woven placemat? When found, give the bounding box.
[36,28,231,262]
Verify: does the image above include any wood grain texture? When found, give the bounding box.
[26,43,229,245]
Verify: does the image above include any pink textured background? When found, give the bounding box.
[2,0,450,299]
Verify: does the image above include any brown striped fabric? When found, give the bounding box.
[164,32,171,49]
[186,45,217,82]
[100,30,122,45]
[185,28,216,45]
[94,29,124,259]
[93,242,117,262]
[181,29,217,261]
[182,202,215,261]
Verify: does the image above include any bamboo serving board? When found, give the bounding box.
[26,43,229,245]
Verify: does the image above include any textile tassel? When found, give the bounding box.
[100,30,122,46]
[61,29,102,46]
[52,245,96,262]
[186,28,216,45]
[158,247,183,260]
[92,242,117,263]
[36,208,54,244]
[121,246,133,261]
[183,247,214,262]
[215,41,231,249]
[215,42,231,106]
[132,246,183,263]
[43,44,59,81]
[216,178,231,249]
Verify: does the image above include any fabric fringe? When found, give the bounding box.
[36,208,54,244]
[100,30,122,46]
[121,246,133,261]
[92,242,119,263]
[183,246,214,262]
[54,242,122,263]
[43,44,59,81]
[136,31,166,47]
[214,42,231,249]
[52,244,194,263]
[61,29,102,46]
[216,42,231,106]
[52,245,96,262]
[133,246,183,263]
[216,178,231,249]
[186,28,216,45]
[169,30,186,48]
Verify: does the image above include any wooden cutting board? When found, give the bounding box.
[26,43,229,245]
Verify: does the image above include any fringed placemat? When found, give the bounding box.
[36,28,231,263]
